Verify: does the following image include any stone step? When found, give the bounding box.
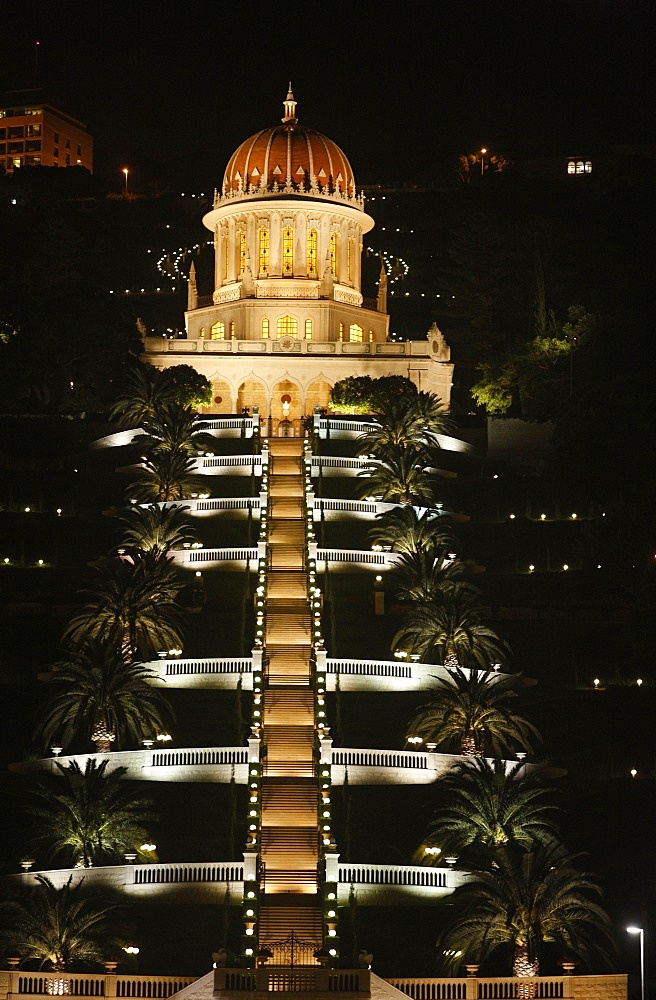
[258,902,323,940]
[261,870,319,896]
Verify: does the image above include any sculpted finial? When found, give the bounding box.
[282,83,298,125]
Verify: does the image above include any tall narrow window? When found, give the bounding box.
[349,323,363,343]
[199,326,205,339]
[262,318,270,339]
[347,238,354,283]
[239,232,246,275]
[307,228,318,277]
[259,227,269,276]
[282,226,294,276]
[305,319,312,340]
[330,232,338,277]
[222,233,228,281]
[211,321,225,340]
[277,316,298,338]
[339,322,344,342]
[369,330,374,342]
[229,321,236,339]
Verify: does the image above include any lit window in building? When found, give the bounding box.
[369,330,374,342]
[211,321,225,340]
[53,147,59,159]
[347,238,354,282]
[230,321,235,339]
[349,323,363,343]
[262,318,269,339]
[199,327,205,339]
[330,232,338,276]
[239,232,246,275]
[282,226,294,276]
[305,319,312,340]
[277,315,298,338]
[307,228,318,276]
[259,227,269,276]
[222,233,228,281]
[568,159,593,175]
[339,322,344,342]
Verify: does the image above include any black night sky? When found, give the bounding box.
[2,0,654,184]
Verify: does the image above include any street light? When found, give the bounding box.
[122,167,129,195]
[480,148,487,175]
[626,926,645,1000]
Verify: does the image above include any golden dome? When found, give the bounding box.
[222,86,355,201]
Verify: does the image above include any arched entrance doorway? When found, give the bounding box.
[207,379,232,414]
[305,378,332,415]
[271,379,302,436]
[237,378,267,418]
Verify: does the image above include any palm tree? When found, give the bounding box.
[357,445,439,506]
[406,667,540,757]
[35,637,175,752]
[389,548,461,604]
[27,758,158,868]
[127,451,205,503]
[0,874,125,972]
[137,403,217,458]
[424,758,560,857]
[117,503,197,555]
[63,551,184,661]
[110,365,175,431]
[392,583,511,670]
[356,392,453,457]
[437,843,614,980]
[368,506,456,555]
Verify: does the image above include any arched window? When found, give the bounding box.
[258,227,269,276]
[347,238,354,282]
[261,318,270,340]
[349,323,363,343]
[567,160,576,175]
[584,161,592,173]
[339,322,344,342]
[222,233,228,280]
[282,226,294,276]
[369,330,374,343]
[211,321,225,340]
[307,228,318,277]
[330,232,338,277]
[277,316,298,338]
[239,232,246,275]
[229,321,235,339]
[199,326,205,339]
[305,319,313,341]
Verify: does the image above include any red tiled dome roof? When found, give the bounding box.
[222,88,355,199]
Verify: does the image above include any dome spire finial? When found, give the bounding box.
[282,83,298,125]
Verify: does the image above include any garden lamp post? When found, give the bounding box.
[627,926,645,1000]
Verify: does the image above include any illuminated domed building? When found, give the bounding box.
[144,87,453,428]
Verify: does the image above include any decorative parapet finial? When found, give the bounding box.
[282,83,298,125]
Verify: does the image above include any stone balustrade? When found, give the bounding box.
[6,863,244,901]
[214,968,370,995]
[315,418,477,457]
[168,547,258,569]
[143,656,254,687]
[0,971,195,1000]
[316,549,398,571]
[387,974,628,999]
[9,747,251,782]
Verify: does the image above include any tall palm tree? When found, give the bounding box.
[35,637,175,752]
[127,451,205,504]
[437,843,614,979]
[356,392,453,457]
[117,503,197,555]
[406,667,540,757]
[137,403,216,458]
[368,506,456,555]
[109,366,175,431]
[424,758,560,857]
[389,548,461,604]
[27,758,158,868]
[63,551,184,661]
[392,583,510,670]
[357,445,439,507]
[0,874,125,972]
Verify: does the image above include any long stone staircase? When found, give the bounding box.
[258,439,322,956]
